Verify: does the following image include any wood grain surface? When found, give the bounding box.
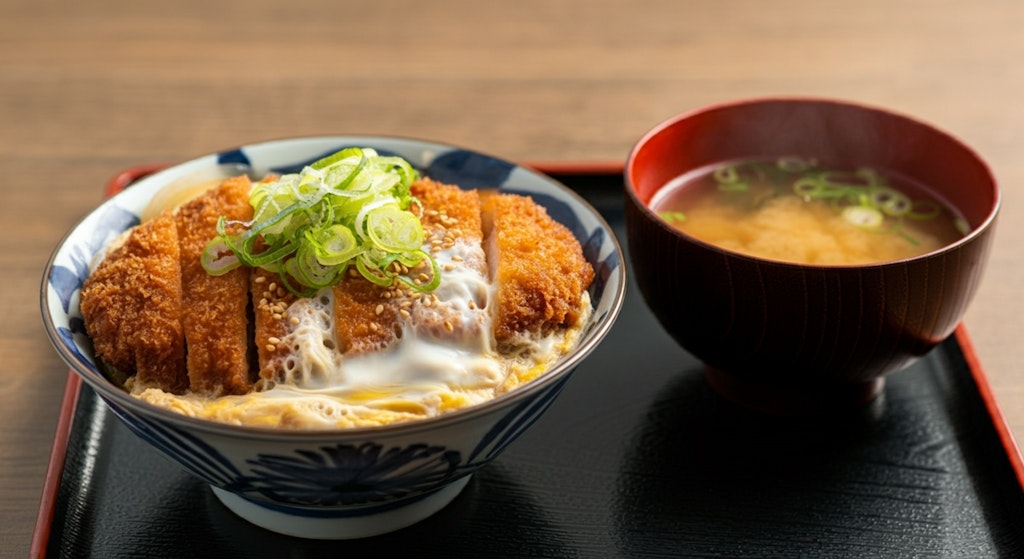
[3,0,1023,555]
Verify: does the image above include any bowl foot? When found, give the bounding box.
[702,367,885,416]
[211,475,472,539]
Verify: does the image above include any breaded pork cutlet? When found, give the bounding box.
[414,178,487,277]
[80,210,188,393]
[481,192,594,346]
[411,178,489,341]
[333,178,487,355]
[251,267,298,382]
[175,176,254,395]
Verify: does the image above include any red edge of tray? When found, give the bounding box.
[954,326,1024,489]
[30,163,170,559]
[29,160,1024,558]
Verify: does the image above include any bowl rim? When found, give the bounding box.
[624,95,1002,270]
[41,134,628,441]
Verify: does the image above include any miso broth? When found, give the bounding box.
[649,157,969,266]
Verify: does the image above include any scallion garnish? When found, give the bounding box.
[201,147,438,297]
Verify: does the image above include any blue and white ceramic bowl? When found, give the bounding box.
[41,136,626,539]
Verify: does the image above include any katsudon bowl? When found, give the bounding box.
[41,136,626,539]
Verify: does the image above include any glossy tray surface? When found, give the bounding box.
[37,167,1024,558]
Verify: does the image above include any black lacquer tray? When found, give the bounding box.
[33,164,1024,558]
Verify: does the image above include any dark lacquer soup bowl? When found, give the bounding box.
[42,136,626,538]
[624,97,998,414]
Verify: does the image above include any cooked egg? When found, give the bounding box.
[133,238,590,429]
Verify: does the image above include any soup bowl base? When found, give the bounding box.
[211,476,472,539]
[702,367,885,416]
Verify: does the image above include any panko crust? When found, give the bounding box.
[333,276,401,356]
[175,176,254,395]
[252,267,298,382]
[334,178,487,355]
[413,177,486,275]
[80,209,188,393]
[80,174,595,402]
[481,192,595,345]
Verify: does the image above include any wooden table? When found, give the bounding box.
[4,0,1023,555]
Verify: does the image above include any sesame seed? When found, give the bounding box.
[451,255,463,262]
[265,344,276,352]
[255,276,267,284]
[375,304,384,315]
[268,336,281,344]
[399,309,411,319]
[268,282,277,292]
[273,313,282,320]
[444,320,454,332]
[289,317,300,325]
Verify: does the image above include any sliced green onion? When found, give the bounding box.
[841,205,884,229]
[310,224,359,266]
[718,181,749,192]
[714,166,739,183]
[658,210,687,225]
[868,186,911,216]
[201,147,439,296]
[713,166,748,191]
[200,236,242,276]
[355,254,395,287]
[855,167,884,186]
[366,204,425,252]
[311,146,364,171]
[793,177,826,198]
[391,249,442,292]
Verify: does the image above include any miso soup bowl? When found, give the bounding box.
[41,136,626,539]
[625,97,998,414]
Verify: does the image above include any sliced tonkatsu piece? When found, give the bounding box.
[414,177,487,277]
[251,267,298,382]
[334,178,488,355]
[80,209,188,393]
[175,175,254,396]
[332,274,402,356]
[480,192,595,346]
[411,178,489,342]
